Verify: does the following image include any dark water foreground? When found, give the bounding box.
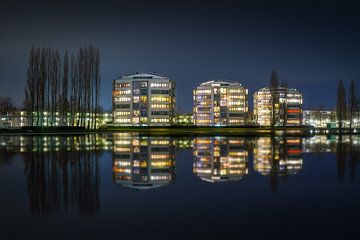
[0,134,359,240]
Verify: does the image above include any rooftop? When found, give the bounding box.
[118,72,170,80]
[199,80,243,87]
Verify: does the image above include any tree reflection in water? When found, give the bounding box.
[0,133,360,216]
[22,135,104,216]
[336,135,360,183]
[0,136,18,165]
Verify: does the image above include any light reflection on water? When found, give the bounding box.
[0,133,359,217]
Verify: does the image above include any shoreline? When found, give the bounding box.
[0,126,358,137]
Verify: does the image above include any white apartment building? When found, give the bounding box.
[113,73,176,126]
[193,80,248,126]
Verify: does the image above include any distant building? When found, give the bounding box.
[175,113,193,125]
[302,110,337,128]
[193,137,248,183]
[112,72,176,126]
[112,134,175,190]
[193,80,248,126]
[0,111,111,129]
[253,86,303,126]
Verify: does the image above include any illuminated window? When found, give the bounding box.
[151,96,170,102]
[151,104,169,109]
[115,82,130,88]
[150,118,170,123]
[150,82,169,88]
[114,97,131,102]
[115,111,131,116]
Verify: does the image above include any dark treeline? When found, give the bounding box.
[336,79,360,130]
[336,135,360,183]
[24,46,101,129]
[0,96,16,116]
[23,135,101,216]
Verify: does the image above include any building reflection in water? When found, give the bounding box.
[302,135,338,153]
[253,137,303,191]
[21,135,106,216]
[193,137,248,183]
[302,135,360,183]
[112,133,175,190]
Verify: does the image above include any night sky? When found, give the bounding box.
[0,0,359,112]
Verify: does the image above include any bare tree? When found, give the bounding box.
[25,47,39,126]
[24,46,101,129]
[70,54,79,127]
[0,97,16,116]
[336,80,347,132]
[349,80,357,129]
[61,51,69,126]
[281,79,288,128]
[95,48,101,129]
[270,70,279,128]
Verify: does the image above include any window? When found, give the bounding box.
[115,118,131,123]
[151,111,169,116]
[229,113,243,117]
[140,89,148,95]
[196,107,211,112]
[115,82,130,88]
[195,89,212,94]
[151,96,170,102]
[151,82,169,88]
[114,97,131,102]
[115,111,130,116]
[116,104,130,109]
[151,104,169,109]
[151,90,169,94]
[150,118,170,123]
[117,90,131,95]
[140,96,147,102]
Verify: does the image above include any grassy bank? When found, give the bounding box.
[104,126,314,137]
[6,126,359,137]
[0,125,315,137]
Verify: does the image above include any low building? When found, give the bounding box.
[112,72,176,126]
[302,110,337,128]
[175,113,193,125]
[0,111,111,129]
[193,80,248,126]
[253,86,303,126]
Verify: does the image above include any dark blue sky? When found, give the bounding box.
[0,0,359,112]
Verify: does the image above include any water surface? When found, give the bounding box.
[0,134,359,240]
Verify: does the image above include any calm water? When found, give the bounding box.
[0,133,360,240]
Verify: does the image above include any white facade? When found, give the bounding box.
[112,73,176,126]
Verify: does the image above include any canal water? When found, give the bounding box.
[0,134,359,239]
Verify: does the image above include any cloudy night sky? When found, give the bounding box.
[0,0,359,112]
